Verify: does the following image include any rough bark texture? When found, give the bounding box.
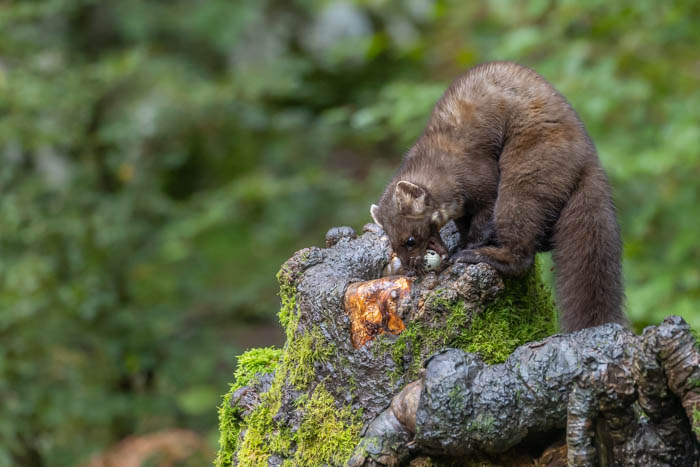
[217,222,557,466]
[350,316,700,466]
[216,222,699,466]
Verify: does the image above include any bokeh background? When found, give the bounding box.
[1,0,699,464]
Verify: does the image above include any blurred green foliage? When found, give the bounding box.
[0,0,698,465]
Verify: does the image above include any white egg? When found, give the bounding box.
[424,249,442,271]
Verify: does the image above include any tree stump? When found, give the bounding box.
[215,223,699,466]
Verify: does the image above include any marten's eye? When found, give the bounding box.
[405,237,416,249]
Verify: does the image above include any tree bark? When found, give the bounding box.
[217,223,699,466]
[350,316,700,466]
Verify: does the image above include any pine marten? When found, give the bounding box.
[370,62,626,332]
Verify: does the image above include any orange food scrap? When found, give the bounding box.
[344,276,411,348]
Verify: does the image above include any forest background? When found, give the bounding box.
[1,0,698,464]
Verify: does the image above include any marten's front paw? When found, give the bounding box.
[451,249,484,265]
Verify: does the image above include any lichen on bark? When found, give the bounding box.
[216,222,558,466]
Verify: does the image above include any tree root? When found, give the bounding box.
[350,316,700,466]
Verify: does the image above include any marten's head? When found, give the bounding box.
[371,180,448,274]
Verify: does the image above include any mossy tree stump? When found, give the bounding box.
[216,223,557,466]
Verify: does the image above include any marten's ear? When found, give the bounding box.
[395,181,427,216]
[370,204,383,228]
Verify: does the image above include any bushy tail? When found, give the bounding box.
[552,166,626,333]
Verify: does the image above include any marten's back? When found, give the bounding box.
[424,62,598,169]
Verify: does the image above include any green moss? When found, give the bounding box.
[234,374,290,466]
[693,406,700,438]
[232,379,361,466]
[388,319,429,380]
[217,269,359,466]
[291,384,363,466]
[216,392,239,466]
[380,261,557,380]
[276,264,337,390]
[233,347,283,388]
[454,265,558,363]
[285,326,335,389]
[276,267,297,330]
[215,347,282,467]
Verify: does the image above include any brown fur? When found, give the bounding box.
[371,62,626,332]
